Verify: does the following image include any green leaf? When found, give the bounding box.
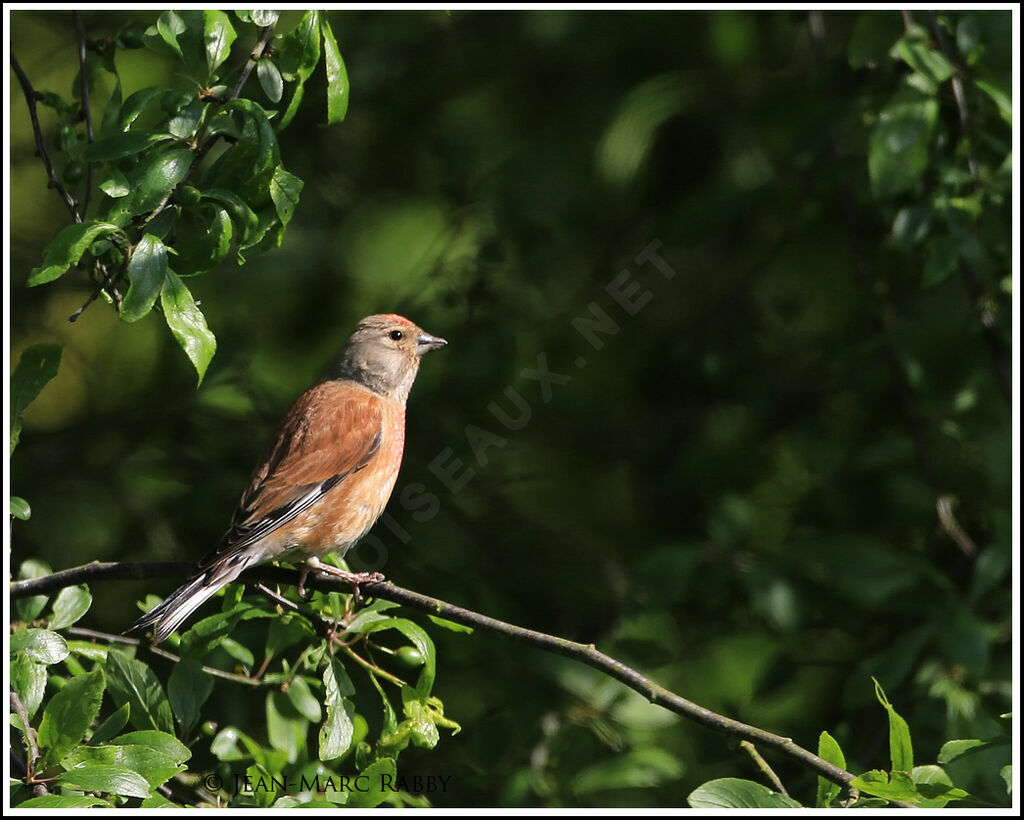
[155,10,186,59]
[141,794,182,808]
[203,10,237,74]
[869,88,938,199]
[361,618,436,698]
[65,751,179,791]
[38,667,105,767]
[65,740,189,789]
[28,222,123,285]
[873,676,913,771]
[220,99,281,179]
[266,690,307,764]
[202,188,260,247]
[168,659,214,734]
[16,795,112,808]
[257,58,284,104]
[203,113,242,140]
[10,654,48,719]
[90,702,131,746]
[10,495,32,520]
[176,205,234,276]
[286,675,322,722]
[251,10,280,27]
[178,607,251,659]
[426,614,474,634]
[116,729,191,763]
[911,765,970,807]
[10,628,69,664]
[10,343,62,455]
[321,18,349,124]
[104,650,175,734]
[161,271,217,384]
[120,233,168,322]
[276,10,321,130]
[279,81,306,132]
[269,166,303,226]
[82,131,174,161]
[99,171,131,198]
[104,148,194,223]
[895,37,954,84]
[688,778,803,809]
[345,758,398,809]
[277,10,321,81]
[145,206,179,242]
[119,88,168,131]
[319,658,355,760]
[48,585,93,630]
[816,731,846,807]
[168,97,207,141]
[264,613,314,659]
[56,764,152,799]
[974,78,1012,124]
[938,736,1010,764]
[851,769,921,802]
[15,559,51,620]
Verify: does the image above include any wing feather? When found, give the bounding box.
[197,381,384,568]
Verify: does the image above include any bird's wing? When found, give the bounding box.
[198,381,384,568]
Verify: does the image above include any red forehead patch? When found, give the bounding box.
[375,314,416,328]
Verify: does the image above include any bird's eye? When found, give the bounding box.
[389,330,404,341]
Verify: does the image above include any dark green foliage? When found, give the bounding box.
[10,9,1011,808]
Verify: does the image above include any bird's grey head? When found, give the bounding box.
[331,314,446,403]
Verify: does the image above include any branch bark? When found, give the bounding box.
[11,559,857,795]
[9,51,82,222]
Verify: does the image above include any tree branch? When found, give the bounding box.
[9,50,82,222]
[73,11,95,216]
[230,22,278,102]
[741,740,789,797]
[11,560,857,794]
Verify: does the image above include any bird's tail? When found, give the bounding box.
[125,552,259,643]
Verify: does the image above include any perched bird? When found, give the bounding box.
[127,314,446,642]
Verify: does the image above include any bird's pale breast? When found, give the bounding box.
[279,397,406,561]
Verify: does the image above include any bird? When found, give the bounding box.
[127,314,447,643]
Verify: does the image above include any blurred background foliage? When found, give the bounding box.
[9,9,1013,808]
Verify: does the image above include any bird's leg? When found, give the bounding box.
[303,556,385,603]
[296,559,314,600]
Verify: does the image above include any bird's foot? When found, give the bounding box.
[302,557,385,604]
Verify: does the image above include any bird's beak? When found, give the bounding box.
[416,332,447,355]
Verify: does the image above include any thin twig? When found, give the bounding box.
[337,643,408,689]
[230,23,277,101]
[13,560,858,794]
[68,261,123,322]
[9,691,41,787]
[74,11,95,216]
[66,625,266,687]
[741,740,790,797]
[10,51,81,222]
[927,12,977,179]
[936,495,978,557]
